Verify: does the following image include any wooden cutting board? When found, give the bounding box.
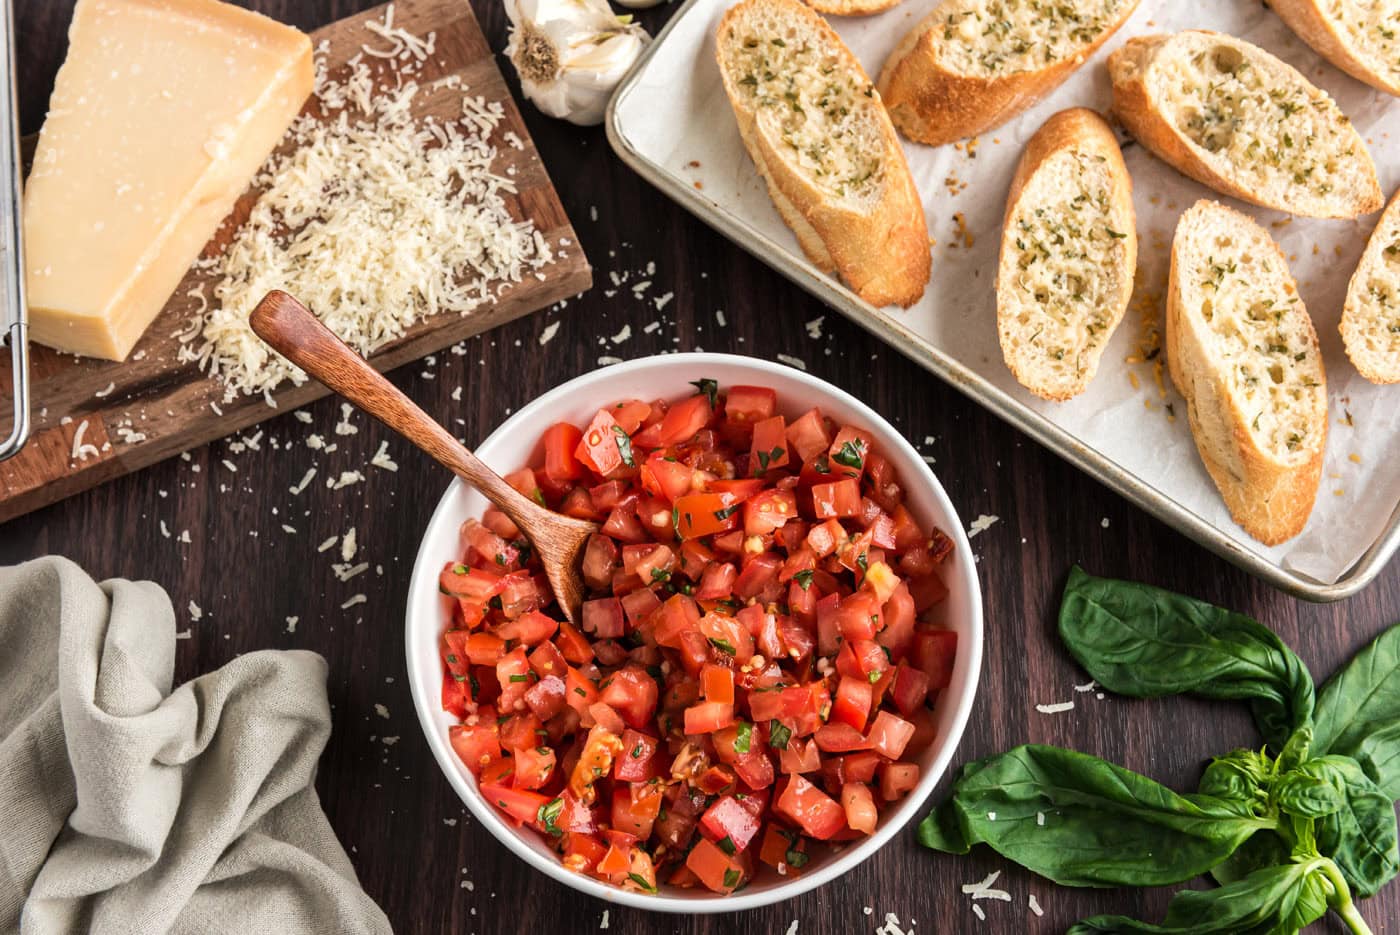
[0,0,591,524]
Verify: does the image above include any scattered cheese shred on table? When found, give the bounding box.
[967,514,999,538]
[1028,895,1044,917]
[181,8,554,401]
[961,871,1011,901]
[1036,700,1076,714]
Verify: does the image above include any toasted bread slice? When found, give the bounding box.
[995,109,1137,401]
[1270,0,1400,96]
[1167,200,1327,545]
[1109,31,1382,219]
[877,0,1140,146]
[807,0,902,15]
[716,0,931,307]
[1341,187,1400,383]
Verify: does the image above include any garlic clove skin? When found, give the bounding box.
[613,0,666,8]
[504,0,650,127]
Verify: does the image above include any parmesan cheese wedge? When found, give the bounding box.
[22,0,313,361]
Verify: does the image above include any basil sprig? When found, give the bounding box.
[921,567,1400,935]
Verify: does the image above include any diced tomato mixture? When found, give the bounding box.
[439,379,957,895]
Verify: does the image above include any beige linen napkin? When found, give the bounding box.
[0,556,392,935]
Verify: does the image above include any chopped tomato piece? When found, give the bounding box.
[684,701,735,734]
[513,744,557,790]
[831,675,874,731]
[866,710,916,759]
[701,664,735,705]
[614,729,660,782]
[758,824,809,873]
[439,563,502,601]
[814,722,870,752]
[685,837,746,894]
[480,783,550,829]
[542,422,584,486]
[656,394,713,446]
[600,665,659,729]
[724,385,778,423]
[842,782,878,834]
[880,762,921,801]
[890,663,931,718]
[912,630,958,691]
[811,478,862,519]
[449,723,501,776]
[776,775,846,840]
[673,492,743,539]
[827,426,873,480]
[700,794,763,852]
[786,408,831,462]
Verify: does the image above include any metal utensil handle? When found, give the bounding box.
[0,0,29,462]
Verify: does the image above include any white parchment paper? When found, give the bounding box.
[613,0,1400,586]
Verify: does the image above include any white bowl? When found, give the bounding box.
[405,353,983,912]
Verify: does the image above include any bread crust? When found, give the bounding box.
[995,108,1137,401]
[716,0,931,307]
[806,0,902,15]
[1166,200,1326,546]
[1270,0,1400,96]
[1341,186,1400,383]
[876,0,1139,146]
[1109,31,1382,219]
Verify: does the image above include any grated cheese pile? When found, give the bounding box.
[181,9,554,402]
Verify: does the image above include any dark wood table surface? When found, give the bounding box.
[8,2,1399,933]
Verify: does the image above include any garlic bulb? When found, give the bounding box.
[504,0,649,126]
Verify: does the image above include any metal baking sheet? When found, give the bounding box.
[606,0,1400,601]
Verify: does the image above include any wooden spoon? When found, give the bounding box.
[250,290,598,625]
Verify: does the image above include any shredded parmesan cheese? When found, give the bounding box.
[182,10,553,401]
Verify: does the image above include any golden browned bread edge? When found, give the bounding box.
[877,0,1139,146]
[716,0,931,307]
[995,107,1137,401]
[1270,0,1400,96]
[1109,32,1382,219]
[806,0,903,16]
[1341,186,1400,383]
[1165,200,1326,545]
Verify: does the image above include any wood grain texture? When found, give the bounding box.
[0,0,591,524]
[4,2,1398,934]
[249,289,597,624]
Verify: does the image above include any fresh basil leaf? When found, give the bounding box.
[918,745,1270,887]
[689,378,719,407]
[1312,623,1400,798]
[1198,749,1272,818]
[1058,567,1314,748]
[1274,770,1343,820]
[1275,727,1312,773]
[1209,830,1291,887]
[1068,859,1331,934]
[612,425,635,467]
[1304,756,1400,897]
[1350,722,1400,801]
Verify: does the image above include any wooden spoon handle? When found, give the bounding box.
[250,290,535,522]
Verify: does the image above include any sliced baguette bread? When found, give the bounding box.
[996,108,1137,401]
[807,0,902,15]
[1270,0,1400,96]
[1109,31,1382,219]
[1340,186,1400,383]
[877,0,1141,146]
[1167,200,1327,545]
[716,0,930,308]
